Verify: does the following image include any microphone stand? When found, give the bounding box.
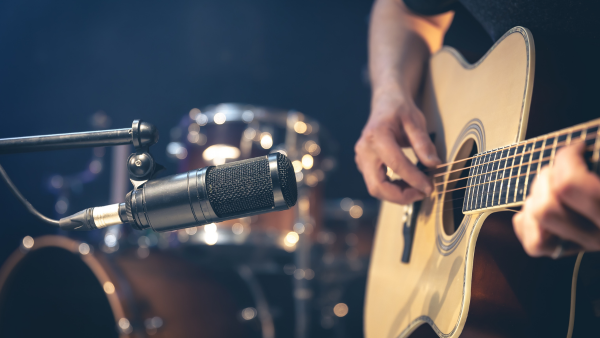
[0,119,164,187]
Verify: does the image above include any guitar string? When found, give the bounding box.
[429,166,594,215]
[387,144,598,215]
[432,138,592,188]
[430,127,598,180]
[420,118,600,174]
[407,142,599,199]
[431,133,594,180]
[406,142,600,212]
[388,120,600,214]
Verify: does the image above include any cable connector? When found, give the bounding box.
[59,203,128,231]
[59,208,96,231]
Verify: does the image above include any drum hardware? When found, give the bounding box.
[0,103,352,337]
[309,198,378,336]
[163,103,335,338]
[0,235,282,338]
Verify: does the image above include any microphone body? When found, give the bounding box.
[59,153,297,232]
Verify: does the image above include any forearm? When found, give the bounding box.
[369,0,453,99]
[356,0,452,204]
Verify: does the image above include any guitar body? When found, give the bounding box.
[364,27,598,338]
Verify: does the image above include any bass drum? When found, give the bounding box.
[0,235,281,338]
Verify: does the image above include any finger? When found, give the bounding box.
[371,128,433,195]
[355,139,421,203]
[400,109,442,167]
[535,204,600,252]
[551,142,600,227]
[513,210,556,257]
[529,167,600,251]
[515,169,560,257]
[357,148,425,204]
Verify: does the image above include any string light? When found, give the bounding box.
[260,133,273,149]
[22,236,34,249]
[302,154,314,169]
[189,108,201,120]
[340,198,353,211]
[294,121,307,134]
[349,205,363,219]
[292,160,303,173]
[204,223,218,245]
[103,281,115,294]
[196,114,208,126]
[284,231,300,247]
[78,243,90,255]
[241,307,257,320]
[202,144,241,163]
[232,223,244,235]
[214,112,227,125]
[242,110,254,123]
[333,303,349,317]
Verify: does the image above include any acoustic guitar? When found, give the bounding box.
[364,27,600,338]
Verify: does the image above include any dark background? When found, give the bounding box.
[0,0,373,261]
[0,2,495,337]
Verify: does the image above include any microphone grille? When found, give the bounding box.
[206,157,274,218]
[276,152,297,208]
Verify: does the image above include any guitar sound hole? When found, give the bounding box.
[442,140,477,235]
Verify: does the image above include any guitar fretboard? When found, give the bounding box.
[461,119,600,213]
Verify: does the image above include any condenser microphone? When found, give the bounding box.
[58,153,297,232]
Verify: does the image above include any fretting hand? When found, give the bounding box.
[513,141,600,258]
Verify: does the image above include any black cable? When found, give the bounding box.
[0,162,59,226]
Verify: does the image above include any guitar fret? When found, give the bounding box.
[506,144,523,204]
[498,147,512,205]
[466,154,482,211]
[469,154,485,210]
[536,137,547,177]
[463,158,473,212]
[523,138,544,197]
[475,152,491,210]
[462,120,600,213]
[541,136,555,168]
[552,133,568,166]
[490,148,504,206]
[483,151,496,207]
[512,144,528,202]
[472,153,485,210]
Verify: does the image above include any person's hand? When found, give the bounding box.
[355,84,441,205]
[513,141,600,258]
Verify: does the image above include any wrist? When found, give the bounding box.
[372,81,411,106]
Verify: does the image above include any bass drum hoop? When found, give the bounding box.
[0,235,130,337]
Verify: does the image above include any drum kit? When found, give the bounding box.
[0,104,374,338]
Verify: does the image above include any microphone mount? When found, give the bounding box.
[0,120,164,229]
[0,119,164,187]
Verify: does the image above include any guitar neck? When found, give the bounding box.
[462,118,600,214]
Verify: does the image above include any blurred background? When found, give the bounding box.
[0,0,376,337]
[0,0,492,337]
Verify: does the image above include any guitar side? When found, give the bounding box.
[364,27,535,338]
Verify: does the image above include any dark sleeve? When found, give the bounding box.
[403,0,459,15]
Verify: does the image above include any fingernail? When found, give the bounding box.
[423,184,433,196]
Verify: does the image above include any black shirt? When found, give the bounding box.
[403,0,600,138]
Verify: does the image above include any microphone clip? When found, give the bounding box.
[126,120,164,189]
